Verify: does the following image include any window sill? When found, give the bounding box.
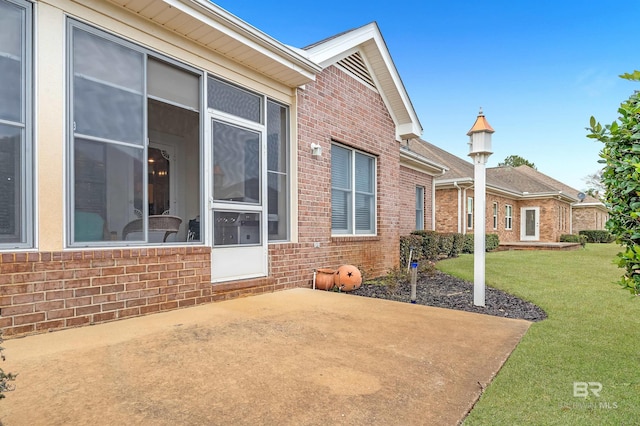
[331,235,380,243]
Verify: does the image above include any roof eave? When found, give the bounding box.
[400,149,448,175]
[107,0,321,87]
[435,177,474,188]
[572,202,608,210]
[521,192,576,202]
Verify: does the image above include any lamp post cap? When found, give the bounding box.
[467,108,495,136]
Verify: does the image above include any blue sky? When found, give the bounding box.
[213,0,639,191]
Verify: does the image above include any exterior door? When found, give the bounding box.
[210,119,267,282]
[520,207,540,241]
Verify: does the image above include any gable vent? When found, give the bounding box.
[337,52,376,88]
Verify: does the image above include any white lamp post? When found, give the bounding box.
[467,108,494,307]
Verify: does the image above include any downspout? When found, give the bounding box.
[570,204,573,234]
[462,187,467,235]
[453,182,463,234]
[432,169,445,231]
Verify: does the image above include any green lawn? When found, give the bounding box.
[437,244,640,425]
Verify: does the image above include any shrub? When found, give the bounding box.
[587,75,640,294]
[560,234,587,247]
[462,234,474,253]
[418,259,437,276]
[400,235,424,268]
[437,233,454,257]
[462,233,500,253]
[578,230,615,243]
[450,233,465,257]
[411,230,439,260]
[486,234,500,251]
[0,331,17,399]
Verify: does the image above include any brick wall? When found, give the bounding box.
[295,65,400,277]
[1,64,403,337]
[573,207,608,233]
[435,189,461,233]
[517,199,570,242]
[485,193,520,243]
[399,166,434,235]
[0,247,211,336]
[435,188,573,243]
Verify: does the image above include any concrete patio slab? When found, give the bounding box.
[0,288,531,425]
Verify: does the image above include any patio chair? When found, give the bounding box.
[122,215,182,242]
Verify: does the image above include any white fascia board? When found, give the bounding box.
[400,149,448,175]
[305,23,422,140]
[435,178,474,188]
[486,184,527,198]
[521,192,576,202]
[169,0,321,80]
[572,202,607,210]
[305,28,375,67]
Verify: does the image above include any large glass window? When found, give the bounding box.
[415,186,425,230]
[467,197,473,230]
[266,101,289,241]
[0,0,31,247]
[69,22,201,245]
[331,143,376,235]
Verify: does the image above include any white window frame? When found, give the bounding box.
[467,197,473,230]
[505,204,513,230]
[208,75,291,243]
[266,99,290,242]
[492,202,498,230]
[0,0,33,249]
[66,20,204,247]
[415,186,425,231]
[331,142,377,236]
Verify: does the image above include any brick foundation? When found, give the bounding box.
[0,247,212,336]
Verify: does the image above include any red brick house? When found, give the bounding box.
[403,139,608,242]
[0,1,444,336]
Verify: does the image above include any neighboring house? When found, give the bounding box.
[399,146,448,235]
[0,0,441,336]
[403,138,608,242]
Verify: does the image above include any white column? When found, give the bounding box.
[467,109,494,307]
[473,153,488,306]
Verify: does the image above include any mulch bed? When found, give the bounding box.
[349,271,547,322]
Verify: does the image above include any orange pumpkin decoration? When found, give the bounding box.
[334,264,362,292]
[315,268,336,290]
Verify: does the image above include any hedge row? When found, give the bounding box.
[578,230,615,243]
[402,231,500,264]
[560,234,588,247]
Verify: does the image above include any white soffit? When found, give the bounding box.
[106,0,320,87]
[305,22,423,140]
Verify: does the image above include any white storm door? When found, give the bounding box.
[210,119,267,282]
[520,207,540,241]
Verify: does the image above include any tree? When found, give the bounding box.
[582,169,605,200]
[586,70,640,295]
[498,155,536,169]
